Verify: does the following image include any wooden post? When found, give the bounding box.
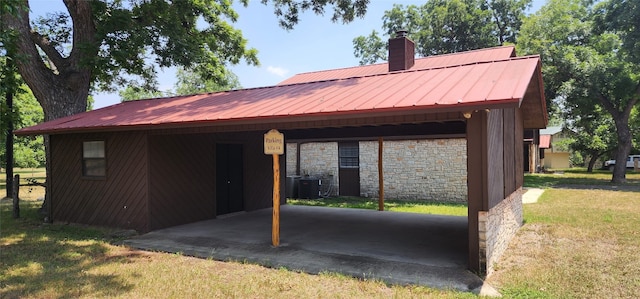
[12,174,20,218]
[378,137,384,211]
[272,154,280,247]
[265,129,284,247]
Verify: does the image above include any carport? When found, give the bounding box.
[16,42,547,278]
[124,205,484,291]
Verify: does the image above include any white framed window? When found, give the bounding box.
[83,141,106,177]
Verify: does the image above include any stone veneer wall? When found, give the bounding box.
[295,142,339,196]
[286,143,298,176]
[359,139,467,202]
[478,188,524,275]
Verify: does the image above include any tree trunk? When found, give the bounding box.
[586,153,600,173]
[598,89,637,184]
[611,120,632,183]
[5,84,14,199]
[2,0,95,220]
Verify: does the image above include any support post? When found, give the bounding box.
[12,174,20,218]
[378,137,384,211]
[272,154,280,247]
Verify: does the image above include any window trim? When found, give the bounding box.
[82,140,107,179]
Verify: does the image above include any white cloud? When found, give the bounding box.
[267,66,289,77]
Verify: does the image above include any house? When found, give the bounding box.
[16,33,547,275]
[539,126,571,169]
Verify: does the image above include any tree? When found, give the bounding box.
[174,67,242,96]
[118,85,165,102]
[119,67,242,101]
[564,109,617,172]
[12,87,45,169]
[352,0,531,64]
[518,0,640,183]
[0,0,22,198]
[1,0,260,123]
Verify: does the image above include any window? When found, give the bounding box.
[339,143,359,168]
[83,141,106,177]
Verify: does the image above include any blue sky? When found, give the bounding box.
[29,0,545,109]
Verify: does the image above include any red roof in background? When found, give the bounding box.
[279,46,516,85]
[540,135,551,149]
[17,52,544,136]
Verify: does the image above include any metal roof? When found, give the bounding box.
[540,126,563,136]
[540,134,552,149]
[278,46,516,85]
[17,53,545,136]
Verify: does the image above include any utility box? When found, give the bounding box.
[285,176,301,198]
[298,177,320,199]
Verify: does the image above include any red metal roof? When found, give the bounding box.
[540,135,552,149]
[279,46,516,85]
[17,53,544,135]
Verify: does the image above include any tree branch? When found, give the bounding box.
[29,30,66,72]
[63,0,97,67]
[598,94,621,120]
[0,0,56,106]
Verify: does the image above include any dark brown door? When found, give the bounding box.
[216,144,244,215]
[338,142,360,196]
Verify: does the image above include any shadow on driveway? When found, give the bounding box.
[124,205,483,291]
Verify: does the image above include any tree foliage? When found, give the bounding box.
[352,0,531,64]
[263,0,369,30]
[0,83,45,169]
[518,0,640,182]
[12,87,45,168]
[119,67,242,101]
[0,0,261,123]
[593,0,640,64]
[118,85,165,102]
[174,67,241,96]
[564,108,618,171]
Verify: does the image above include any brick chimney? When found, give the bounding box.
[388,30,415,72]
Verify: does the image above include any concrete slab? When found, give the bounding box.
[522,188,545,204]
[124,205,484,292]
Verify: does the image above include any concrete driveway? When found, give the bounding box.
[123,205,484,291]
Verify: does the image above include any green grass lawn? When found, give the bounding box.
[524,167,640,188]
[1,202,469,298]
[487,188,640,298]
[288,197,468,216]
[2,169,639,298]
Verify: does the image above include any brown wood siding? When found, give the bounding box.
[147,131,276,230]
[239,131,280,211]
[466,110,488,272]
[515,109,524,188]
[487,110,505,209]
[148,134,216,230]
[503,108,517,196]
[50,132,149,231]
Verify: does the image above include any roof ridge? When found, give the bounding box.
[286,45,516,77]
[99,51,536,107]
[275,54,539,88]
